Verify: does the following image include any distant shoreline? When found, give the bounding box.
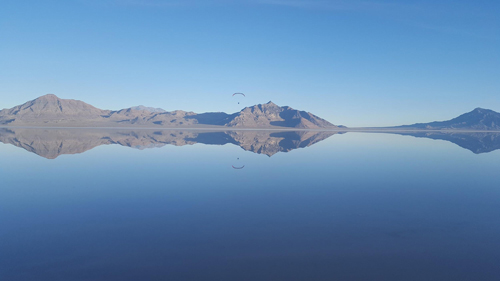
[1,125,499,133]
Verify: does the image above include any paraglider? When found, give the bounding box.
[233,93,245,104]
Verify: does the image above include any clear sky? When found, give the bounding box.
[1,0,498,127]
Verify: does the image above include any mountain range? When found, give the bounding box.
[1,95,500,131]
[0,94,339,129]
[1,127,498,159]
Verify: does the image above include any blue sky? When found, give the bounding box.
[0,0,498,126]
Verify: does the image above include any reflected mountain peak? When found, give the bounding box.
[0,128,336,159]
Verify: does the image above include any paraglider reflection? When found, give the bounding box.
[232,157,245,169]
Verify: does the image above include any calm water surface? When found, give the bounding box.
[0,129,499,281]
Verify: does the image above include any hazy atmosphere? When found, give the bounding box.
[1,0,499,126]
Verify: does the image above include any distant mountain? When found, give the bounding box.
[0,95,339,129]
[128,105,166,113]
[0,128,338,159]
[397,108,500,130]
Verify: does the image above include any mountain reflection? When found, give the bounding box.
[392,131,500,154]
[0,128,337,159]
[2,128,499,158]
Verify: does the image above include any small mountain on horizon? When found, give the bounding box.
[0,94,339,129]
[128,105,166,113]
[396,108,500,131]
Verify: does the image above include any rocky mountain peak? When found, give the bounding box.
[470,107,494,115]
[37,93,60,101]
[29,94,63,107]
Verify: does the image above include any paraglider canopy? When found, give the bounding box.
[233,93,245,104]
[232,165,245,169]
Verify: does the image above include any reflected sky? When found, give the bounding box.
[0,130,499,280]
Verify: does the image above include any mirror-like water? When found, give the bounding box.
[1,129,499,281]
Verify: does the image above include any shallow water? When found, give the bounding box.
[1,129,499,281]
